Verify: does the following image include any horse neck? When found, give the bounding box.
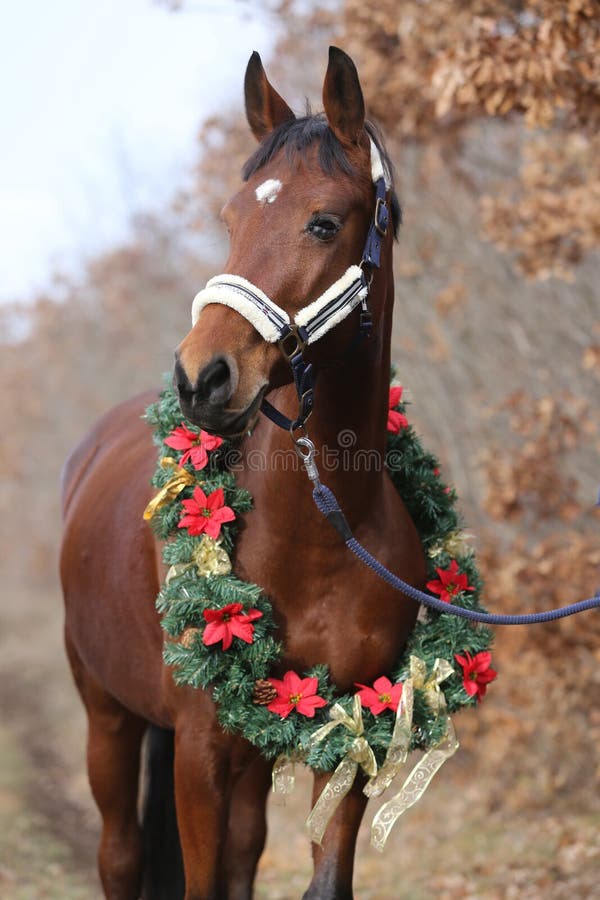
[247,262,394,523]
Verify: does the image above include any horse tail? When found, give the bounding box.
[142,725,185,899]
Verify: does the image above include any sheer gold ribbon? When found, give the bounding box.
[369,655,459,851]
[272,752,304,796]
[363,681,414,800]
[305,695,378,845]
[143,457,196,521]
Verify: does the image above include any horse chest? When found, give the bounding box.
[231,507,420,690]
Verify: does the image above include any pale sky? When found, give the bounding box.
[0,0,276,302]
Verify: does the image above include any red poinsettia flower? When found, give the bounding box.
[164,423,223,470]
[355,676,403,715]
[387,385,408,434]
[426,559,475,603]
[178,486,235,538]
[202,602,263,651]
[454,650,497,702]
[266,671,328,719]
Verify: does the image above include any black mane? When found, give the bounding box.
[242,114,402,236]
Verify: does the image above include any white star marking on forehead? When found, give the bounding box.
[255,178,282,204]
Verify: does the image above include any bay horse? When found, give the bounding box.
[60,47,425,899]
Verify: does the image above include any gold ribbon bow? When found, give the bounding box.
[305,695,378,845]
[369,655,459,851]
[143,457,196,521]
[410,655,454,711]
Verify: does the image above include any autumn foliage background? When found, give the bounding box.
[1,1,599,896]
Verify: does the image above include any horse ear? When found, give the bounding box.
[322,46,365,146]
[244,51,295,142]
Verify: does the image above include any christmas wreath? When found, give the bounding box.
[144,379,496,847]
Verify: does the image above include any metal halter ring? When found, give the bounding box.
[290,421,309,443]
[278,326,307,362]
[374,195,389,237]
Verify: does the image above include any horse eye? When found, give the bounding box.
[306,215,342,242]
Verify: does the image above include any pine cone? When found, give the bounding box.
[180,627,201,649]
[252,679,277,705]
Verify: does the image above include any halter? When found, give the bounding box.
[191,139,391,434]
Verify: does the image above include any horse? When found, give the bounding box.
[60,47,426,900]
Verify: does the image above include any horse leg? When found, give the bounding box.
[222,753,272,900]
[66,631,146,899]
[141,725,185,899]
[173,717,233,900]
[302,773,369,900]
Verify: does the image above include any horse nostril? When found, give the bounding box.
[174,358,194,399]
[197,357,233,405]
[173,354,235,410]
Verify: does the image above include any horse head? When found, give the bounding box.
[174,47,399,437]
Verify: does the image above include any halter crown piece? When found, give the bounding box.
[190,140,391,433]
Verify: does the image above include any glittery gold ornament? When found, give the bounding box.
[180,627,201,649]
[191,535,232,577]
[428,530,473,559]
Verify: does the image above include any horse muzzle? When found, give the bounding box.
[174,354,264,437]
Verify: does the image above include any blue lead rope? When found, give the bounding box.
[313,482,600,626]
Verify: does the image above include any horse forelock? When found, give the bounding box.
[242,114,402,237]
